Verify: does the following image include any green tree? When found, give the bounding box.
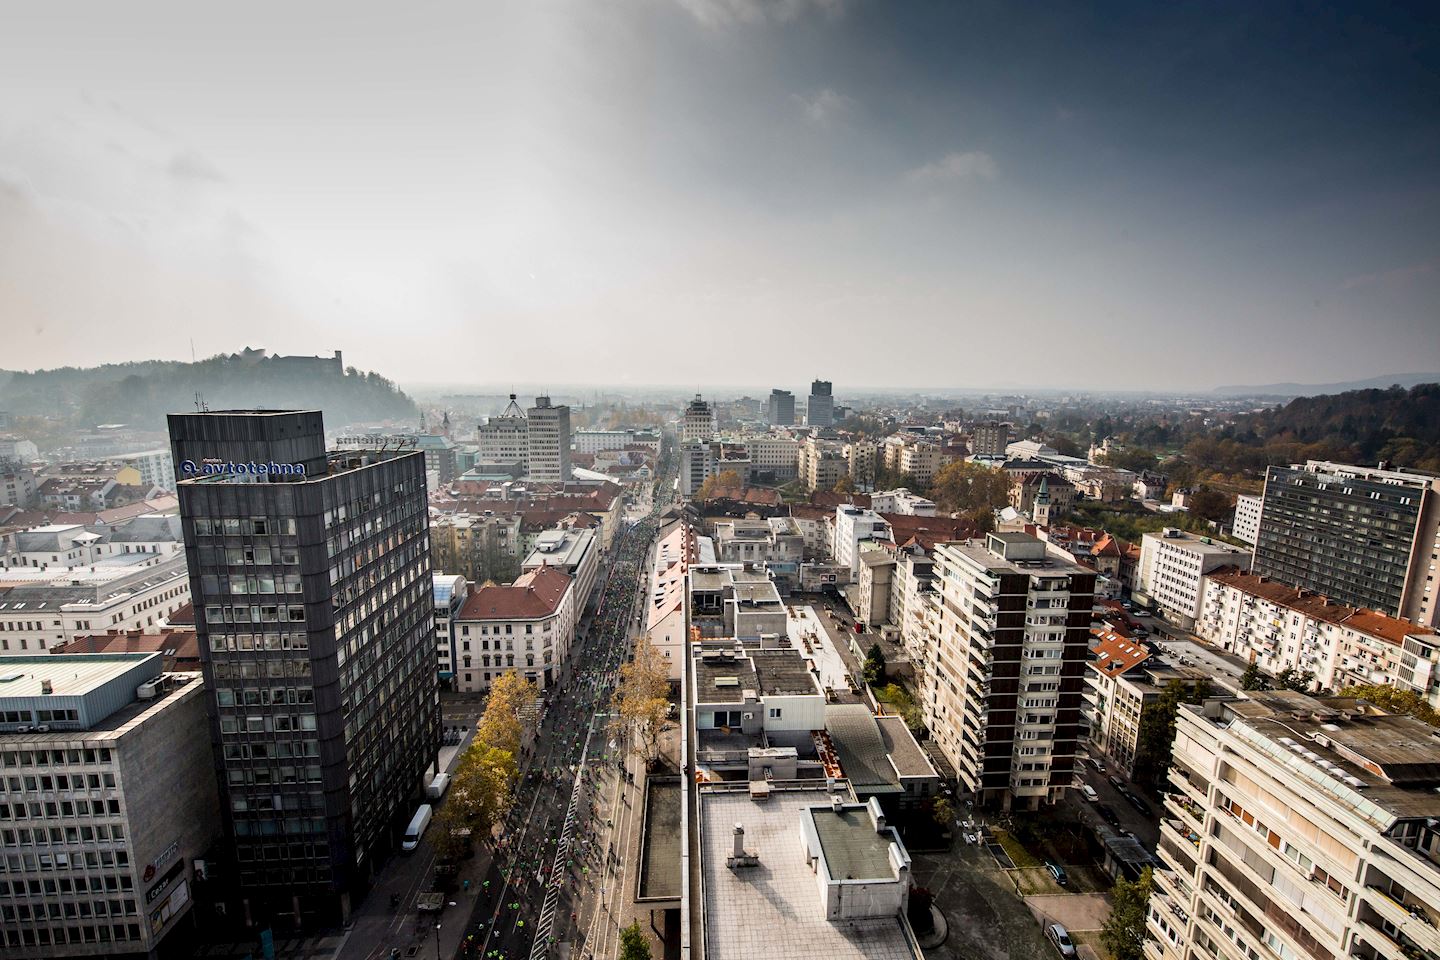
[1336,684,1440,725]
[1133,680,1212,788]
[619,921,652,960]
[1186,485,1232,524]
[931,797,955,830]
[1240,662,1267,691]
[863,642,887,685]
[1274,667,1314,693]
[1101,867,1153,960]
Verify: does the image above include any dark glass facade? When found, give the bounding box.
[172,412,438,925]
[1253,464,1425,617]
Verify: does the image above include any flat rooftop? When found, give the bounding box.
[637,777,681,901]
[0,654,157,700]
[694,653,760,704]
[700,786,916,960]
[0,552,183,588]
[751,650,819,696]
[810,805,896,881]
[1206,691,1440,822]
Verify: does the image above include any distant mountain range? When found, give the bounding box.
[1212,372,1440,398]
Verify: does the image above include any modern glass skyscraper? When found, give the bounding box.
[766,388,795,426]
[171,411,438,926]
[1253,460,1440,628]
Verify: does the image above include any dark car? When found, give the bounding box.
[1108,774,1126,790]
[1044,861,1069,886]
[1125,792,1153,817]
[1095,804,1120,827]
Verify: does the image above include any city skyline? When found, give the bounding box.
[2,1,1437,390]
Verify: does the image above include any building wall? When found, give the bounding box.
[1231,493,1262,545]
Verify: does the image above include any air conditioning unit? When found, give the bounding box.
[15,726,30,733]
[34,725,49,733]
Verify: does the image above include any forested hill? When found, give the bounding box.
[1193,383,1440,475]
[0,350,417,429]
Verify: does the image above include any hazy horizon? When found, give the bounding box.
[3,1,1438,390]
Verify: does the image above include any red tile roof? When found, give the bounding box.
[807,492,873,510]
[59,630,201,669]
[456,565,572,620]
[881,513,975,544]
[1205,568,1421,646]
[1092,629,1150,678]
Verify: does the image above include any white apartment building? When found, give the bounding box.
[0,657,220,957]
[742,435,800,481]
[845,440,877,490]
[882,436,946,487]
[713,518,804,566]
[1197,568,1440,701]
[799,437,848,493]
[831,506,891,581]
[870,488,936,516]
[521,527,599,613]
[1231,493,1263,545]
[679,441,716,498]
[646,519,694,682]
[117,449,176,492]
[452,565,575,690]
[1136,529,1248,628]
[681,395,716,443]
[1151,691,1440,960]
[890,543,936,664]
[525,396,572,481]
[920,533,1095,809]
[0,554,191,656]
[475,395,529,472]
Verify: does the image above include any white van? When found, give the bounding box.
[402,804,433,852]
[425,773,451,800]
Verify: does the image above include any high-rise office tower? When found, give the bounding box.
[171,410,438,925]
[1252,460,1440,628]
[766,389,795,427]
[526,396,572,482]
[807,380,833,428]
[475,394,530,476]
[681,394,716,443]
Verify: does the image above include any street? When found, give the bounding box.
[335,462,676,960]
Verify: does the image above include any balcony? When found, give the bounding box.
[1161,818,1201,851]
[1167,793,1206,833]
[1364,886,1440,955]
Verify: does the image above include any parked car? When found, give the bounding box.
[1079,784,1099,802]
[1089,757,1106,774]
[1046,923,1078,958]
[1125,792,1153,817]
[1108,774,1126,790]
[1045,861,1069,886]
[1095,804,1120,827]
[1134,610,1151,618]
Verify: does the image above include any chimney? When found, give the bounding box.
[831,795,844,813]
[733,824,745,859]
[40,679,53,695]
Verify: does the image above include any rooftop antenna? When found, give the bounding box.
[190,338,196,363]
[193,392,209,413]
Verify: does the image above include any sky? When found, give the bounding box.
[1,0,1437,392]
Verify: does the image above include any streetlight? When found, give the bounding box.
[435,922,442,960]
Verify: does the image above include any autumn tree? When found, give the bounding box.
[611,636,671,764]
[476,670,536,756]
[929,461,1010,527]
[833,474,856,494]
[694,469,743,501]
[1186,485,1232,524]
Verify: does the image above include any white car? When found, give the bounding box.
[1046,923,1077,958]
[1079,784,1099,802]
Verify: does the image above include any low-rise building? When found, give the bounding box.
[0,554,191,656]
[869,489,935,517]
[1135,529,1247,628]
[521,527,599,614]
[0,656,220,958]
[452,566,574,690]
[713,517,804,567]
[432,574,469,685]
[1197,568,1440,701]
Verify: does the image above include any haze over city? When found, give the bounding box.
[2,1,1438,390]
